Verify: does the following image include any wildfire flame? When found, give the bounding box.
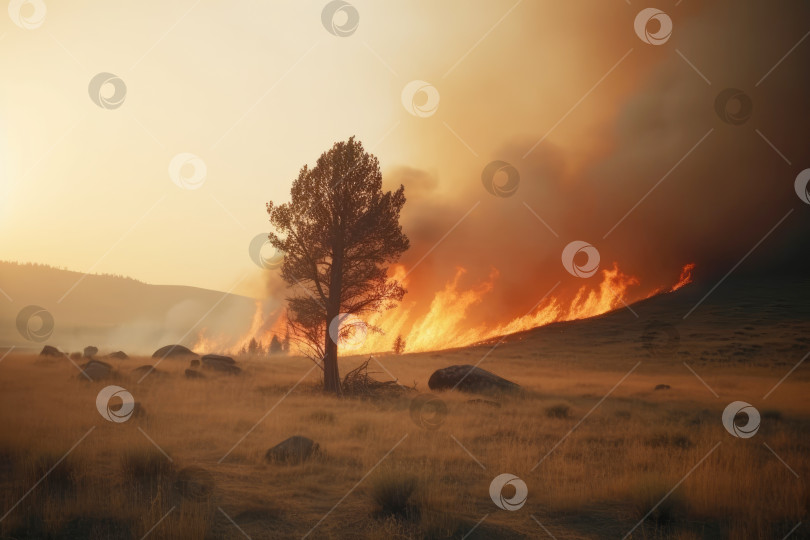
[193,262,696,356]
[670,263,695,292]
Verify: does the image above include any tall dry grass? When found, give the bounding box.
[0,350,807,539]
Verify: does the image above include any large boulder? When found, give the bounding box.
[428,365,520,395]
[39,345,62,357]
[78,360,113,380]
[264,436,319,464]
[201,354,241,375]
[152,344,197,359]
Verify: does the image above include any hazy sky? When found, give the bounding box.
[2,0,808,315]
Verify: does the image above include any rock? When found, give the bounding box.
[132,365,162,377]
[78,360,113,380]
[201,354,236,365]
[467,398,502,408]
[173,466,214,501]
[265,436,319,464]
[83,346,98,359]
[152,344,197,359]
[190,359,200,368]
[654,384,671,391]
[107,351,129,360]
[201,354,241,375]
[428,365,520,395]
[39,345,62,357]
[184,369,205,379]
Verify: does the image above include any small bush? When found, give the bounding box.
[545,404,570,419]
[630,477,688,527]
[371,471,418,516]
[309,410,336,424]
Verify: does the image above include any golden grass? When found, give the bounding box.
[0,350,807,539]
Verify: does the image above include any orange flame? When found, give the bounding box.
[194,262,696,356]
[670,263,695,292]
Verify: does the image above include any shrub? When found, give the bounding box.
[545,404,570,419]
[371,471,418,516]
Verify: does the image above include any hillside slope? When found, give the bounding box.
[0,262,257,354]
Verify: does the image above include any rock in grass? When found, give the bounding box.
[201,354,241,375]
[78,360,113,380]
[108,351,129,360]
[83,346,98,359]
[184,369,205,379]
[265,436,319,464]
[428,365,519,395]
[654,384,671,390]
[39,345,62,357]
[152,344,197,359]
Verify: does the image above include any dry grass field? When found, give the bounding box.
[0,331,808,540]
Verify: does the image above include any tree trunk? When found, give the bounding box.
[323,322,342,395]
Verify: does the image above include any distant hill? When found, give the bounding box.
[0,262,258,354]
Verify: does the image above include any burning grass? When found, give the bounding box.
[0,350,807,539]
